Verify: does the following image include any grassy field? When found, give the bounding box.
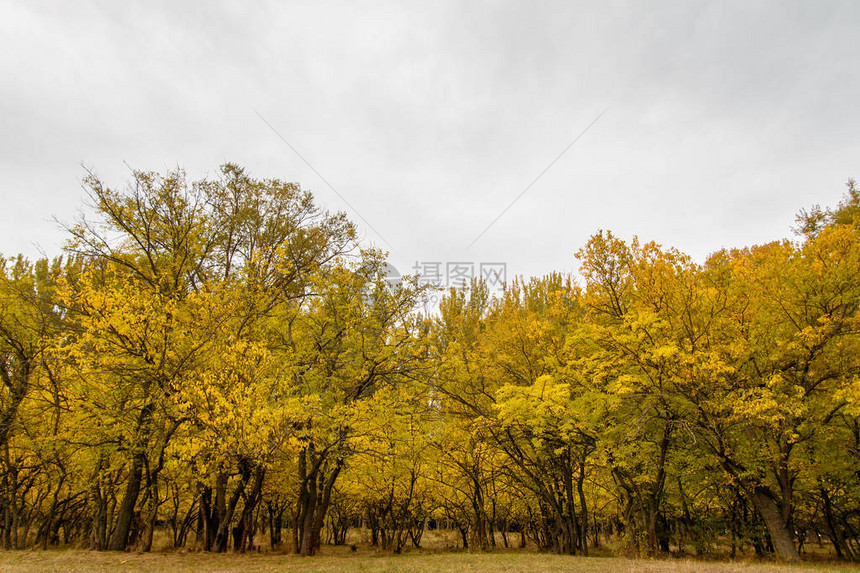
[0,547,857,573]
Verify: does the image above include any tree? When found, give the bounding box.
[283,254,429,555]
[0,256,70,548]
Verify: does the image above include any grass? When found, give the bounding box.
[0,546,857,573]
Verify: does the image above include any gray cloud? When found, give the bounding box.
[1,0,858,281]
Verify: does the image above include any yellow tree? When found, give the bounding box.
[279,253,429,555]
[336,382,436,552]
[430,281,506,550]
[173,164,356,553]
[0,255,73,548]
[576,232,709,556]
[687,221,860,561]
[58,163,358,552]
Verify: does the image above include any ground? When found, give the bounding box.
[0,547,857,573]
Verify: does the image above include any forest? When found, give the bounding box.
[0,164,857,563]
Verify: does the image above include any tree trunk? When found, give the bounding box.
[268,501,284,549]
[294,442,343,556]
[108,451,144,551]
[820,485,854,560]
[748,486,799,561]
[307,461,341,555]
[212,459,252,552]
[235,465,265,551]
[577,460,589,555]
[562,457,579,555]
[140,480,158,552]
[91,479,108,550]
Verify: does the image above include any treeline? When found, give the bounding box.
[0,165,858,562]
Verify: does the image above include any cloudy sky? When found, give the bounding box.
[1,1,858,284]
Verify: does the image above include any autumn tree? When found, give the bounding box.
[2,165,858,564]
[0,255,72,548]
[278,254,429,555]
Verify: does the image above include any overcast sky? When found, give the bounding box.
[1,0,858,284]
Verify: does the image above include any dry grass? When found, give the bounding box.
[0,547,857,573]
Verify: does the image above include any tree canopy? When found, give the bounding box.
[0,166,857,562]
